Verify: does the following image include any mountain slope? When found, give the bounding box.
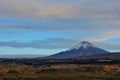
[46,41,110,59]
[76,52,120,60]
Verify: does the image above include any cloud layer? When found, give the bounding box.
[0,0,120,53]
[0,0,120,19]
[0,38,77,49]
[0,38,120,51]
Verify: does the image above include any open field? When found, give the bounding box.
[0,63,120,80]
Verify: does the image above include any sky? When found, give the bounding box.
[0,0,120,57]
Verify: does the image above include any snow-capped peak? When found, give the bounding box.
[81,41,95,48]
[47,41,109,59]
[69,41,96,50]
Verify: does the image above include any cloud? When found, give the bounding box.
[0,38,120,51]
[86,29,120,42]
[0,0,120,19]
[95,42,120,51]
[0,17,103,32]
[0,38,77,49]
[0,0,77,18]
[104,20,120,26]
[0,0,120,32]
[0,0,120,52]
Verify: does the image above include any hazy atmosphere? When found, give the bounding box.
[0,0,120,57]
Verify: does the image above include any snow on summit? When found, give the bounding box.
[69,41,96,50]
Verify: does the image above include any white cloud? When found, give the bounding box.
[0,0,120,19]
[86,30,120,42]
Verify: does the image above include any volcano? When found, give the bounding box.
[46,41,110,59]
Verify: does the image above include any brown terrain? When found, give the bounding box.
[0,64,120,74]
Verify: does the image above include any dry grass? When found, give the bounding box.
[0,63,120,80]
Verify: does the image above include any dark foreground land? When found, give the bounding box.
[0,63,120,80]
[0,62,120,80]
[0,53,120,80]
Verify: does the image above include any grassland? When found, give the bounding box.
[0,63,120,80]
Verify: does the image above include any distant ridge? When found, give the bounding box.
[46,41,110,59]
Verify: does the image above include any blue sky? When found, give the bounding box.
[0,0,120,56]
